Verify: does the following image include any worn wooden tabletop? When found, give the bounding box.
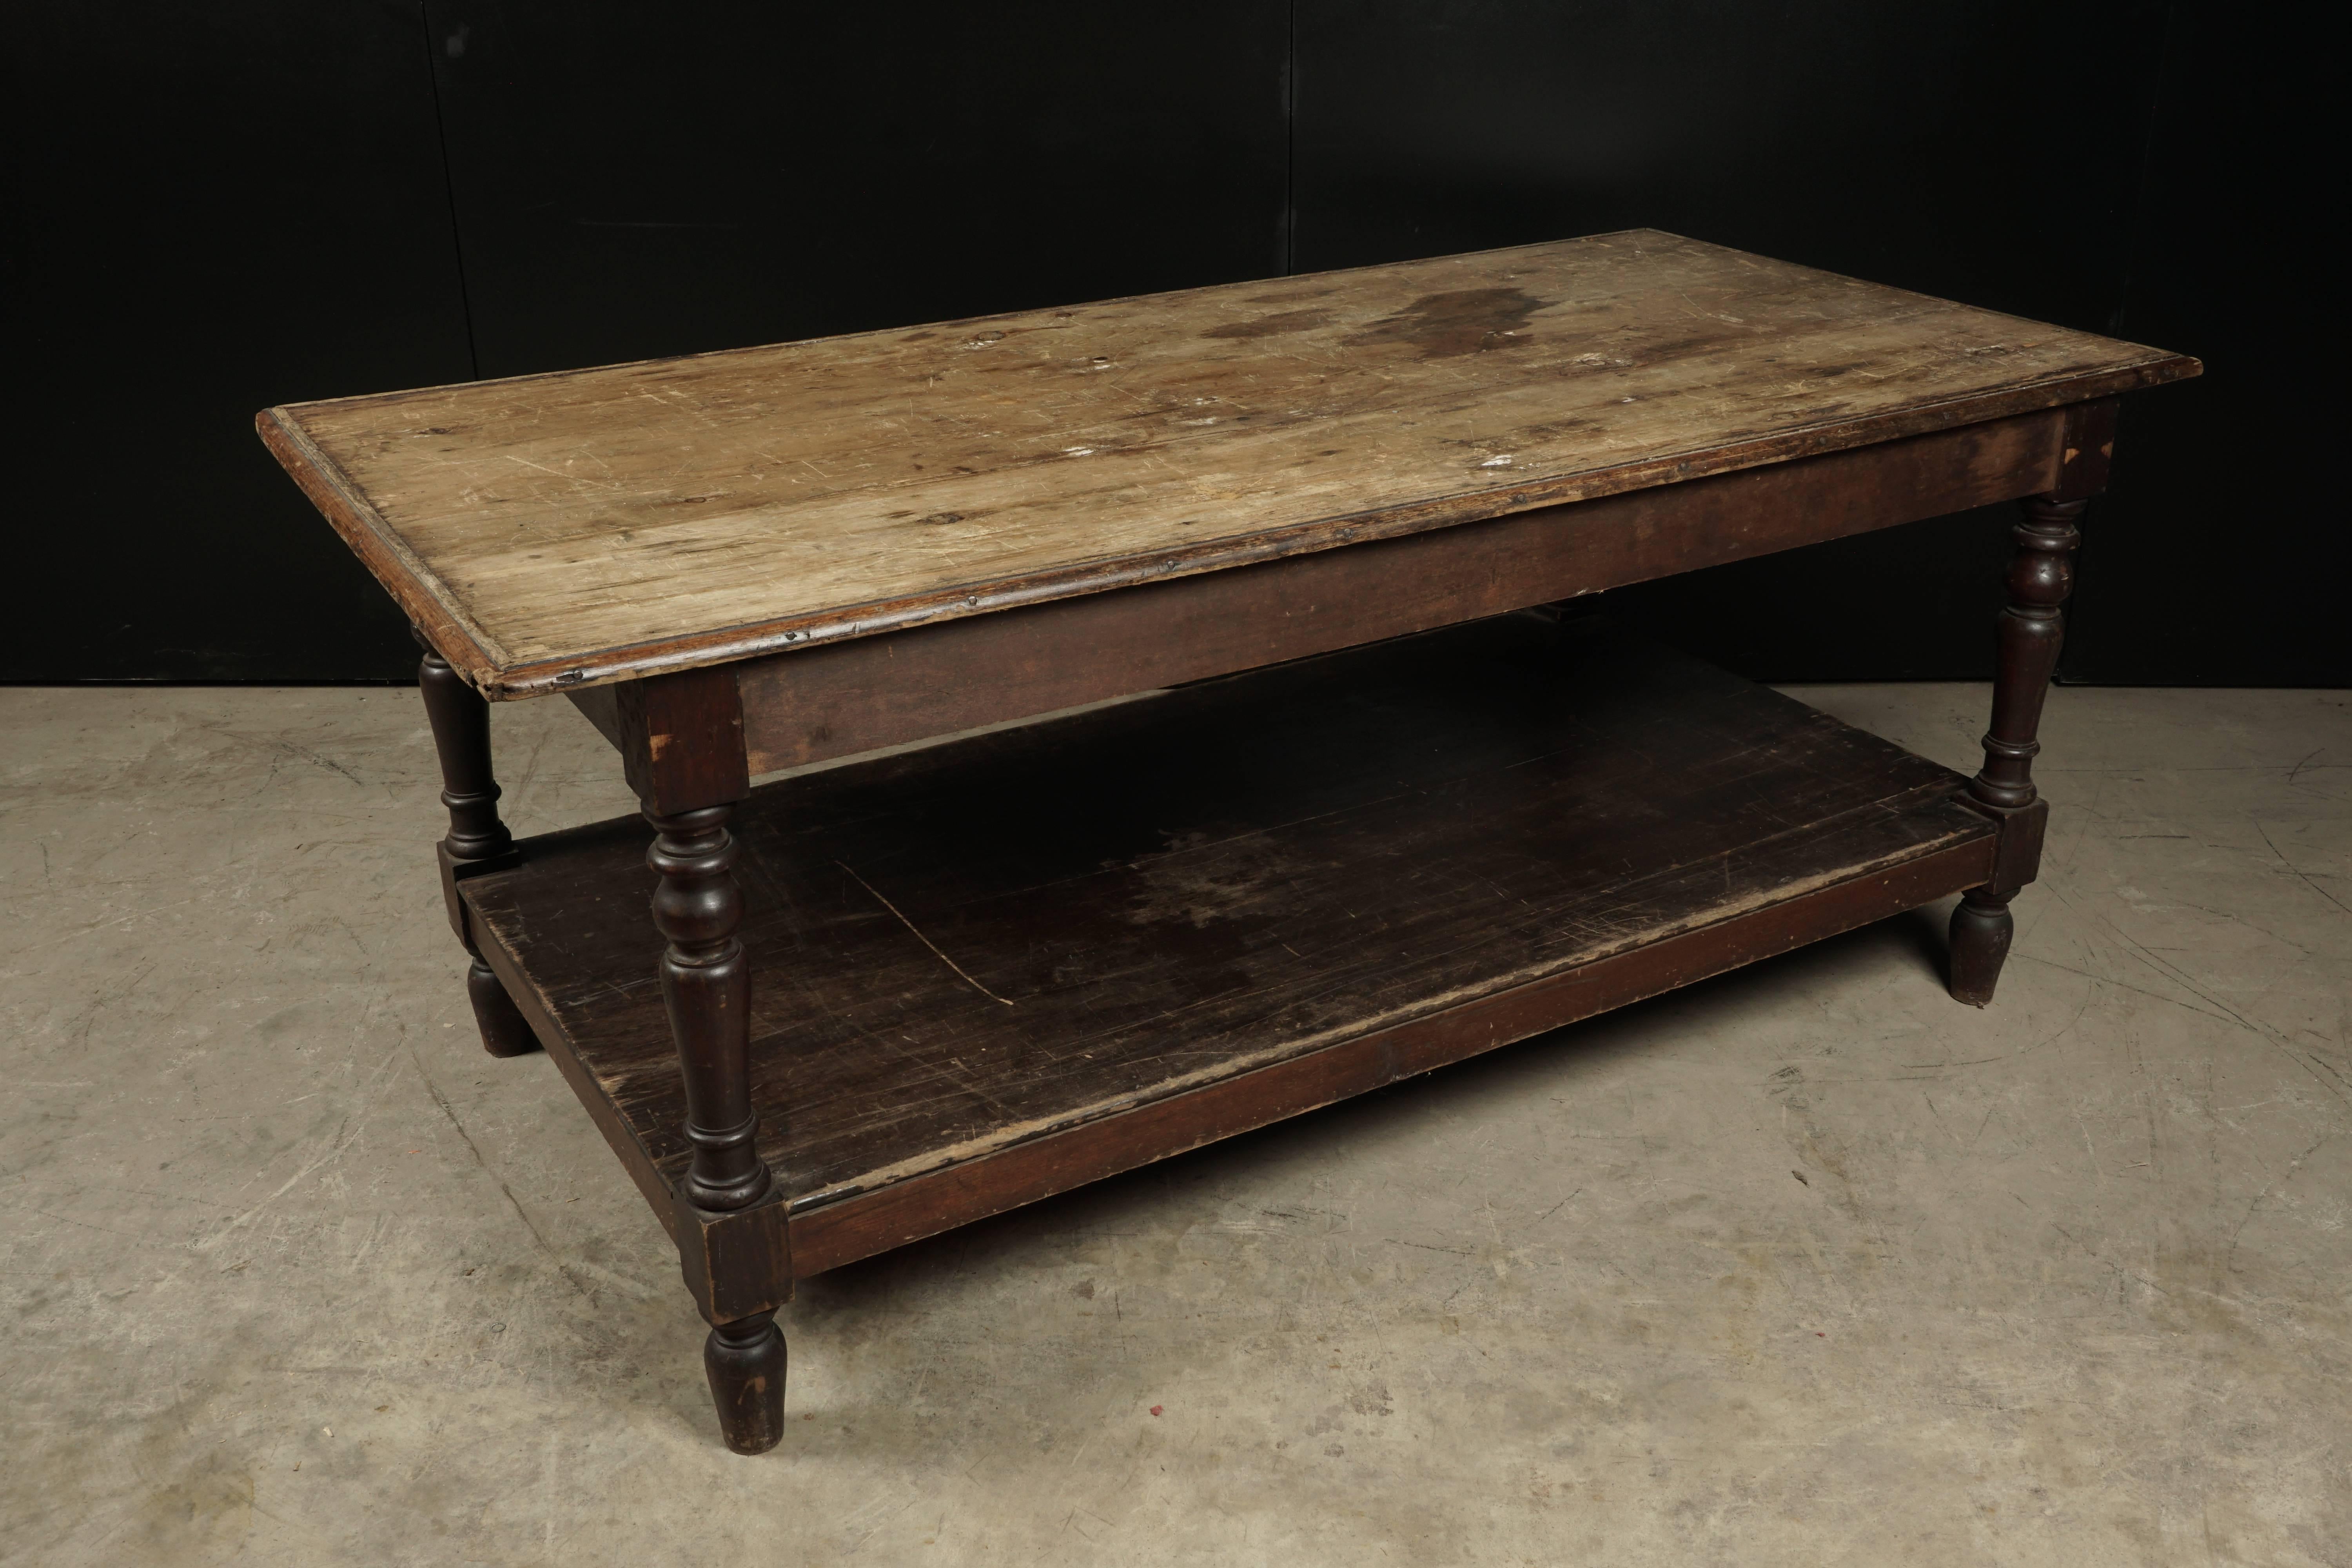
[259,229,2195,697]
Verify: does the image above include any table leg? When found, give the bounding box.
[646,801,786,1452]
[1949,494,2084,1005]
[414,630,538,1056]
[705,1310,787,1455]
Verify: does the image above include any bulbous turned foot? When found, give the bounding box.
[1947,889,2015,1007]
[704,1312,787,1454]
[466,957,539,1056]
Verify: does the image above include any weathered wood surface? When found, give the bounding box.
[462,615,1998,1272]
[260,230,2197,697]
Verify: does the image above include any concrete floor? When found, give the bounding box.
[2,676,2346,1566]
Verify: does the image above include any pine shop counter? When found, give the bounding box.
[259,231,2196,1452]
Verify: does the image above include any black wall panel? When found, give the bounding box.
[2060,4,2347,684]
[4,1,475,682]
[421,3,1290,377]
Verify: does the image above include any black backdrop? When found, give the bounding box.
[7,2,2340,686]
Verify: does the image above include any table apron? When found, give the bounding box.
[708,408,2064,776]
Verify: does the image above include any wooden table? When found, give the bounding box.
[259,230,2196,1453]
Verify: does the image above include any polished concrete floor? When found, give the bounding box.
[2,676,2346,1566]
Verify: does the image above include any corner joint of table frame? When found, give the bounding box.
[1960,795,2049,898]
[2051,398,2121,502]
[613,665,751,815]
[673,1189,795,1323]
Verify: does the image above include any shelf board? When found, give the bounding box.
[463,615,1996,1274]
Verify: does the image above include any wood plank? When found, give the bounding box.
[789,834,1991,1275]
[736,407,2062,772]
[460,616,1998,1267]
[260,230,2197,697]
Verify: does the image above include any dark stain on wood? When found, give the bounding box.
[1341,286,1545,358]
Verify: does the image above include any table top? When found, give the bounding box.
[259,229,2196,697]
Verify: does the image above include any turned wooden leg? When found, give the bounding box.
[647,799,788,1451]
[704,1310,787,1455]
[647,804,773,1211]
[1949,493,2083,1006]
[630,668,790,1452]
[415,628,538,1056]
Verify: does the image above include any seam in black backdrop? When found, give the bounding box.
[422,4,484,383]
[5,2,2340,686]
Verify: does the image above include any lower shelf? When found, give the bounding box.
[464,615,1996,1276]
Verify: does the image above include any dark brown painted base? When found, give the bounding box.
[466,956,541,1056]
[465,621,2008,1281]
[1946,890,2015,1007]
[704,1313,786,1455]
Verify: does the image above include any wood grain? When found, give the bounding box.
[462,616,1998,1269]
[259,230,2197,697]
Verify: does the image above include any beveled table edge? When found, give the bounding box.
[263,358,2195,699]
